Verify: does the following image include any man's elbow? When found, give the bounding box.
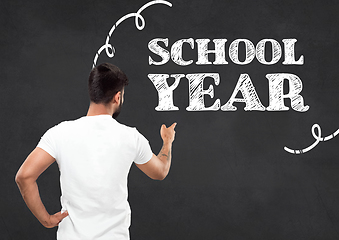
[157,174,167,181]
[15,171,34,200]
[15,172,23,185]
[15,172,26,188]
[151,170,168,181]
[15,170,32,188]
[151,175,166,181]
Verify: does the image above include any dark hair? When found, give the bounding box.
[88,63,129,104]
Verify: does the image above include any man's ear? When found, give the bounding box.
[113,91,121,104]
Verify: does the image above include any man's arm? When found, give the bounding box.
[136,122,176,180]
[15,147,68,228]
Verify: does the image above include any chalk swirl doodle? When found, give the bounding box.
[92,0,172,68]
[284,124,339,154]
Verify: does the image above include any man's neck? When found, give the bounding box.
[86,102,113,116]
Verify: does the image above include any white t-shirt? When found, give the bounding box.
[37,115,153,240]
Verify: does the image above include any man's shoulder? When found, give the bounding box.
[114,121,148,140]
[45,117,85,133]
[53,117,82,127]
[116,121,139,135]
[115,121,134,129]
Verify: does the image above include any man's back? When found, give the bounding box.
[15,63,176,240]
[38,115,152,239]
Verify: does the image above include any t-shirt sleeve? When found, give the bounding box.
[36,126,58,159]
[134,129,153,165]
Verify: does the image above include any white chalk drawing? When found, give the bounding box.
[148,72,309,111]
[91,3,309,113]
[148,38,308,111]
[284,124,339,154]
[92,0,172,68]
[148,38,303,66]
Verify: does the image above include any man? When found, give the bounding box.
[15,63,177,240]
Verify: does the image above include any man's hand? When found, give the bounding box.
[43,211,69,228]
[160,122,176,144]
[136,122,177,180]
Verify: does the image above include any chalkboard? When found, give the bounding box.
[2,0,339,239]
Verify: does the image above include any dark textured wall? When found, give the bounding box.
[2,0,339,239]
